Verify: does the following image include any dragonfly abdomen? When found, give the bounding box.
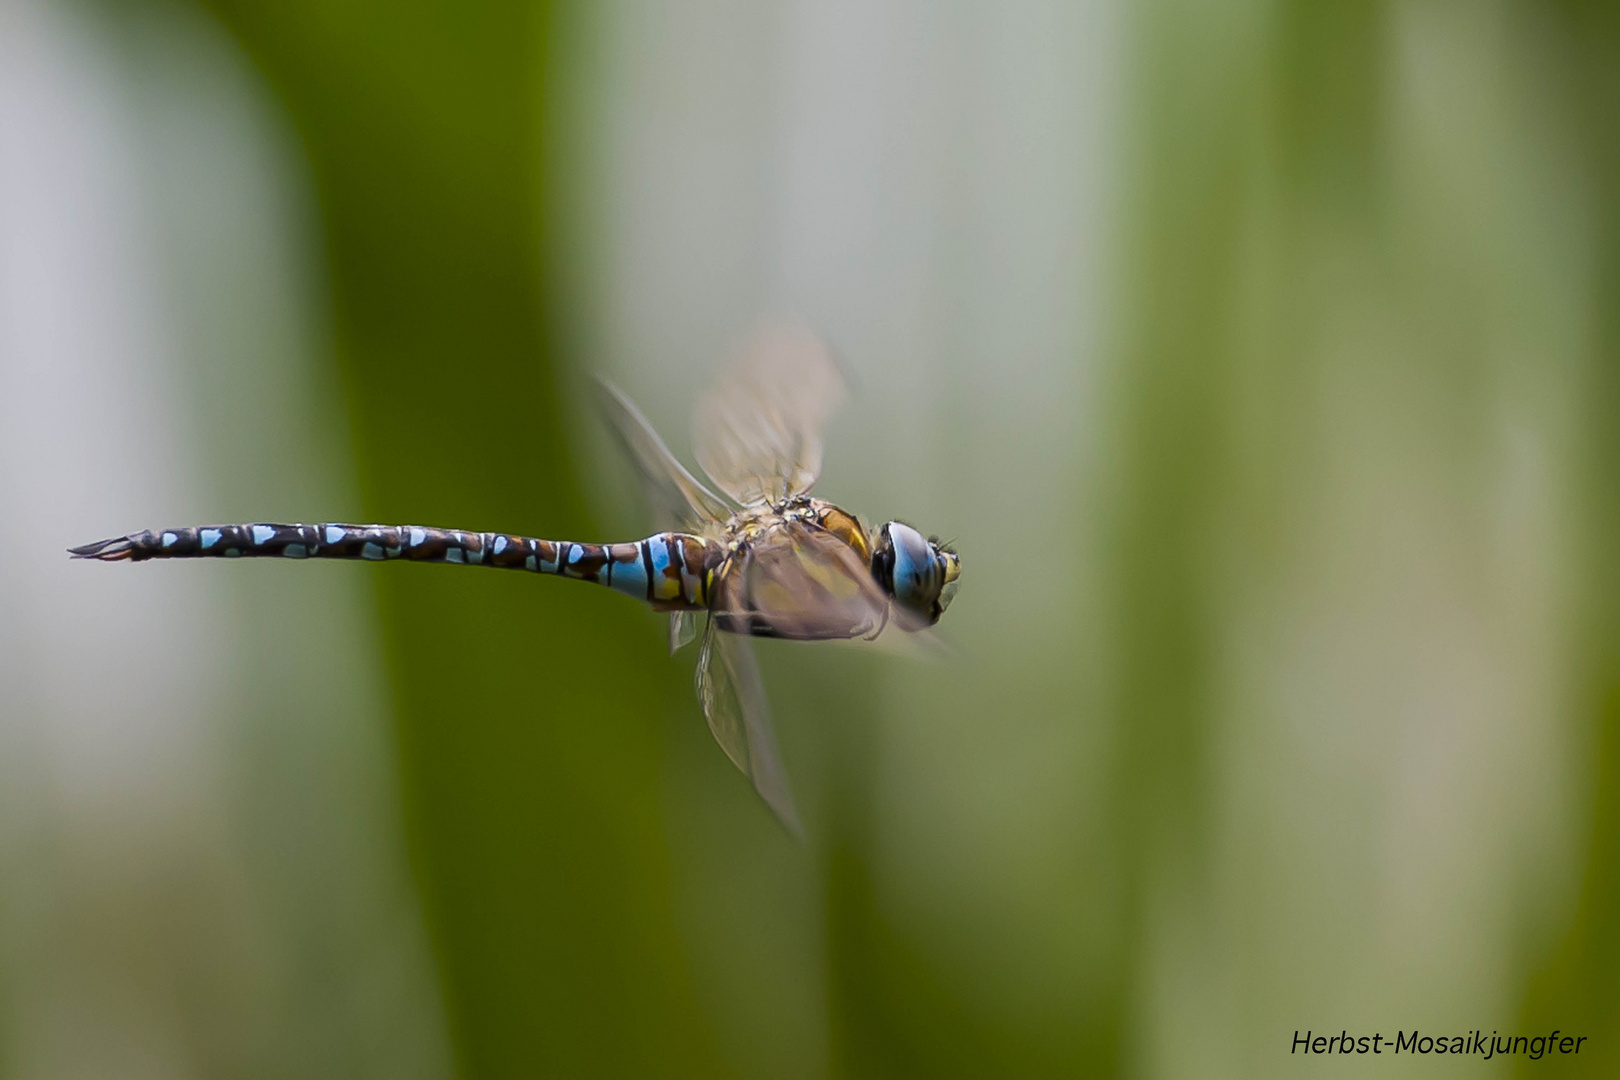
[70,523,720,609]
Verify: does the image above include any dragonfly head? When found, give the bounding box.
[873,521,960,628]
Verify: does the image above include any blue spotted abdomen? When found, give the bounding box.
[69,523,720,610]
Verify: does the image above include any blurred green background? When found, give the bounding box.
[2,0,1616,1076]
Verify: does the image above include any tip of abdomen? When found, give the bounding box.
[68,535,137,560]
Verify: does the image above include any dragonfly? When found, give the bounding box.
[70,326,960,834]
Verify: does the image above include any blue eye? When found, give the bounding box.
[880,523,935,613]
[892,531,930,596]
[873,521,959,627]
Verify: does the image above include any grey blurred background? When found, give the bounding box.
[1,0,1614,1077]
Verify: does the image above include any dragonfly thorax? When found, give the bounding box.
[724,496,863,552]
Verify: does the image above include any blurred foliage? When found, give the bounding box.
[1519,2,1620,1074]
[133,0,1620,1076]
[198,2,721,1076]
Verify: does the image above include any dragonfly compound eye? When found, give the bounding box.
[874,521,956,627]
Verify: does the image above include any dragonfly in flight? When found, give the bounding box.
[71,326,961,834]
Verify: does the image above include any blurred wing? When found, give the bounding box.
[692,323,846,506]
[668,611,698,654]
[828,623,955,662]
[713,521,890,640]
[695,617,803,837]
[595,377,733,529]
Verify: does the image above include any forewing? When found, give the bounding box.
[695,617,803,836]
[712,521,890,640]
[595,377,733,529]
[692,323,846,506]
